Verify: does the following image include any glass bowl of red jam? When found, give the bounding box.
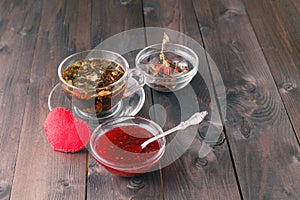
[135,43,199,92]
[89,116,166,177]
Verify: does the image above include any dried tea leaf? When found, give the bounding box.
[62,59,124,89]
[160,32,170,67]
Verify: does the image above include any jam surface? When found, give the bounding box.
[94,125,161,176]
[95,126,160,163]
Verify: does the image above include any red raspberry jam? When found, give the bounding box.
[94,125,161,177]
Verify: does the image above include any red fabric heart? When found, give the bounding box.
[44,107,91,152]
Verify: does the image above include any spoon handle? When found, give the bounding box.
[141,111,208,149]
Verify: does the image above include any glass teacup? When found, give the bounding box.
[58,50,144,119]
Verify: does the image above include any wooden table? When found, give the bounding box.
[1,0,300,199]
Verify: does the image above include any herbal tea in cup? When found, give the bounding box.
[58,50,144,118]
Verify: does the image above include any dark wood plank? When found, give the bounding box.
[90,0,145,48]
[242,0,300,140]
[142,0,240,199]
[291,0,300,13]
[0,0,42,199]
[10,0,91,199]
[87,1,164,199]
[193,0,300,199]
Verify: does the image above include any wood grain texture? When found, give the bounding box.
[193,0,300,199]
[142,0,240,199]
[0,0,42,199]
[90,0,145,48]
[291,0,300,13]
[87,1,164,199]
[242,0,300,140]
[1,0,299,199]
[10,0,91,199]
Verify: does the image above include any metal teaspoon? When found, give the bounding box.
[140,111,208,150]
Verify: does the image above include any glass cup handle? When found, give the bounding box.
[123,68,145,98]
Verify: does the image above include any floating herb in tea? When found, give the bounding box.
[61,59,126,114]
[62,59,124,90]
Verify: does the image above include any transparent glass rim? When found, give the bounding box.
[135,43,199,82]
[89,116,166,170]
[58,49,129,92]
